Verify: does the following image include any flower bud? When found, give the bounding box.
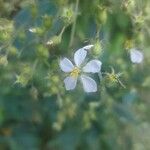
[0,55,8,67]
[37,44,49,59]
[47,35,62,46]
[30,86,38,100]
[95,6,107,25]
[8,46,18,56]
[61,7,74,25]
[0,19,13,42]
[92,40,102,56]
[30,4,38,18]
[0,31,11,42]
[15,75,29,87]
[36,27,46,37]
[42,15,53,29]
[15,65,32,87]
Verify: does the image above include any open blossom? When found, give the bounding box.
[60,45,102,92]
[130,48,144,64]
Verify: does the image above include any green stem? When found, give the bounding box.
[96,26,100,39]
[69,0,79,48]
[32,59,38,76]
[59,26,66,37]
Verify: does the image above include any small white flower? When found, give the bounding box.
[60,45,102,92]
[130,48,144,64]
[29,28,37,33]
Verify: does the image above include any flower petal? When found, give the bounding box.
[60,58,74,72]
[80,75,97,92]
[83,60,102,73]
[64,76,77,90]
[130,49,144,63]
[74,48,87,67]
[82,44,94,50]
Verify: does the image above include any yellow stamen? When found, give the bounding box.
[70,67,80,78]
[107,74,117,82]
[124,39,133,50]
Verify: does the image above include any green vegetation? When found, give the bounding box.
[0,0,150,149]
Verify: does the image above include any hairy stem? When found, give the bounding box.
[69,0,79,48]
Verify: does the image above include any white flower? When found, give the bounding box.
[60,45,102,92]
[130,48,144,64]
[29,28,37,33]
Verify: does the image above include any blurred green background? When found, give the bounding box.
[0,0,150,150]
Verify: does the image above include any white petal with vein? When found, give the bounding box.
[80,75,97,92]
[64,76,77,90]
[83,60,102,73]
[74,49,87,67]
[82,45,94,50]
[60,58,74,72]
[130,49,143,63]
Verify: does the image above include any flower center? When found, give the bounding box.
[70,67,80,78]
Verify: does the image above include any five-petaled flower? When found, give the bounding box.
[60,45,102,92]
[130,48,144,64]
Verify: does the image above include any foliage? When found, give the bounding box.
[0,0,150,150]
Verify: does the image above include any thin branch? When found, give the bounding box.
[69,0,79,48]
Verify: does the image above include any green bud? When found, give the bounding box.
[36,27,46,37]
[0,31,11,42]
[95,6,107,25]
[30,4,38,18]
[47,35,62,46]
[53,112,66,131]
[15,75,29,87]
[37,44,49,59]
[0,19,13,42]
[23,64,32,75]
[121,0,135,12]
[61,7,74,25]
[8,46,18,56]
[15,65,32,87]
[105,68,126,89]
[51,86,59,94]
[42,15,53,29]
[134,15,144,31]
[92,40,102,56]
[30,86,38,100]
[0,18,13,33]
[52,76,60,83]
[0,55,8,67]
